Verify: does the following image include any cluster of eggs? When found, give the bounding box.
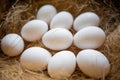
[1,5,110,79]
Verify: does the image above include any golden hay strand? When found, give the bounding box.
[0,0,120,80]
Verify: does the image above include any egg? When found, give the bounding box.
[50,11,73,29]
[21,20,48,42]
[42,28,73,50]
[77,49,110,79]
[48,51,76,79]
[20,47,52,71]
[36,5,57,24]
[1,33,24,56]
[73,12,100,31]
[74,26,106,49]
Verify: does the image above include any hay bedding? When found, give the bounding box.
[0,0,120,80]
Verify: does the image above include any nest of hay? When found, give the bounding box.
[0,0,120,80]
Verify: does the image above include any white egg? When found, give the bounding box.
[1,33,24,56]
[74,26,105,49]
[42,28,73,50]
[77,49,110,79]
[21,20,48,42]
[36,5,57,24]
[50,11,73,30]
[73,12,100,31]
[20,47,52,71]
[48,50,76,79]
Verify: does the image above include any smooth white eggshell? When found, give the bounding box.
[77,49,110,78]
[21,20,48,42]
[1,33,24,56]
[74,26,106,49]
[50,11,73,29]
[48,51,76,79]
[73,12,100,31]
[37,5,57,24]
[20,47,52,71]
[42,28,73,50]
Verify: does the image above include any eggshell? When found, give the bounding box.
[77,49,110,78]
[20,47,52,71]
[50,11,73,29]
[74,26,106,49]
[73,12,100,31]
[48,51,76,79]
[21,20,48,42]
[37,5,57,24]
[1,33,24,56]
[42,28,73,50]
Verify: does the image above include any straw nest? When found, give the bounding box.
[0,0,120,80]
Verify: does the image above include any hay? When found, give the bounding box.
[0,0,120,80]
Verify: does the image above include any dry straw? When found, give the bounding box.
[0,0,120,80]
